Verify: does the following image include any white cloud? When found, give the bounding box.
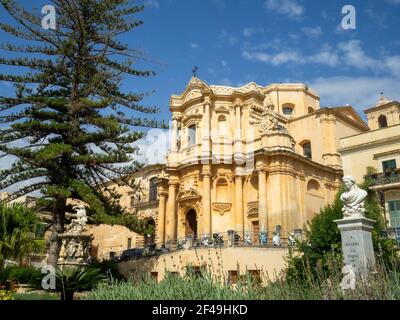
[190,42,199,49]
[309,46,340,67]
[264,0,304,18]
[385,56,400,76]
[309,76,400,111]
[221,60,227,67]
[242,46,339,67]
[242,27,264,38]
[144,0,160,9]
[301,26,322,39]
[242,39,400,75]
[218,30,239,46]
[337,40,379,70]
[242,50,304,65]
[133,129,168,165]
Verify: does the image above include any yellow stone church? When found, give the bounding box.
[155,77,369,245]
[94,78,377,261]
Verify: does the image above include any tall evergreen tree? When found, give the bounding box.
[0,0,163,266]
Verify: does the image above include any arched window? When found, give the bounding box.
[308,107,314,114]
[307,179,320,192]
[282,103,295,116]
[217,115,227,136]
[302,141,312,159]
[149,177,158,202]
[188,124,196,147]
[216,178,228,202]
[378,115,388,128]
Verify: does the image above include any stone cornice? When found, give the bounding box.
[364,101,400,114]
[254,149,343,176]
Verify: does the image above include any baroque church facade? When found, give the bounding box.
[153,77,370,246]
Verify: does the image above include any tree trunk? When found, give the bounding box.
[61,289,75,301]
[47,197,66,267]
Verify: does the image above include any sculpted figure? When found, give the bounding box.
[244,232,252,245]
[66,205,88,233]
[272,231,281,246]
[340,176,368,218]
[288,233,296,246]
[66,239,77,258]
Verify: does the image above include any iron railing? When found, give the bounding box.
[367,170,400,186]
[108,230,301,262]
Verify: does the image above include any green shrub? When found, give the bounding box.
[285,181,398,283]
[84,263,400,300]
[0,265,42,285]
[88,259,125,281]
[0,203,45,269]
[12,292,59,300]
[56,267,107,300]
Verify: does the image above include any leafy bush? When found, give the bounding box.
[12,292,59,300]
[56,267,107,300]
[0,289,14,300]
[286,182,398,283]
[0,265,42,286]
[84,264,400,300]
[0,203,45,269]
[88,259,125,281]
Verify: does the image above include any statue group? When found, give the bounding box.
[57,204,92,266]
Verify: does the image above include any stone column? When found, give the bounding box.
[235,175,244,237]
[335,217,376,276]
[320,113,341,168]
[201,97,211,163]
[258,168,268,233]
[165,182,178,244]
[202,166,212,236]
[157,189,168,246]
[170,117,179,163]
[234,100,242,158]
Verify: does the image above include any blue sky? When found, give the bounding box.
[1,0,400,122]
[136,0,400,120]
[0,0,400,120]
[0,0,400,167]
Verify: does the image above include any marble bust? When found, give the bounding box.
[340,175,368,218]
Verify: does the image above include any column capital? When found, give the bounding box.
[234,175,244,182]
[202,171,212,178]
[158,190,169,197]
[255,163,268,173]
[203,96,212,105]
[233,97,242,108]
[202,165,212,177]
[168,180,179,187]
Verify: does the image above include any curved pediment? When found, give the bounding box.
[176,187,202,202]
[180,77,211,104]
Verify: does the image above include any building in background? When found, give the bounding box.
[339,95,400,229]
[157,77,368,246]
[117,78,372,281]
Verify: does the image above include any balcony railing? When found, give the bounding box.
[367,169,400,187]
[131,198,159,209]
[109,230,303,262]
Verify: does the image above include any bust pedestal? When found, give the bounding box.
[334,217,376,276]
